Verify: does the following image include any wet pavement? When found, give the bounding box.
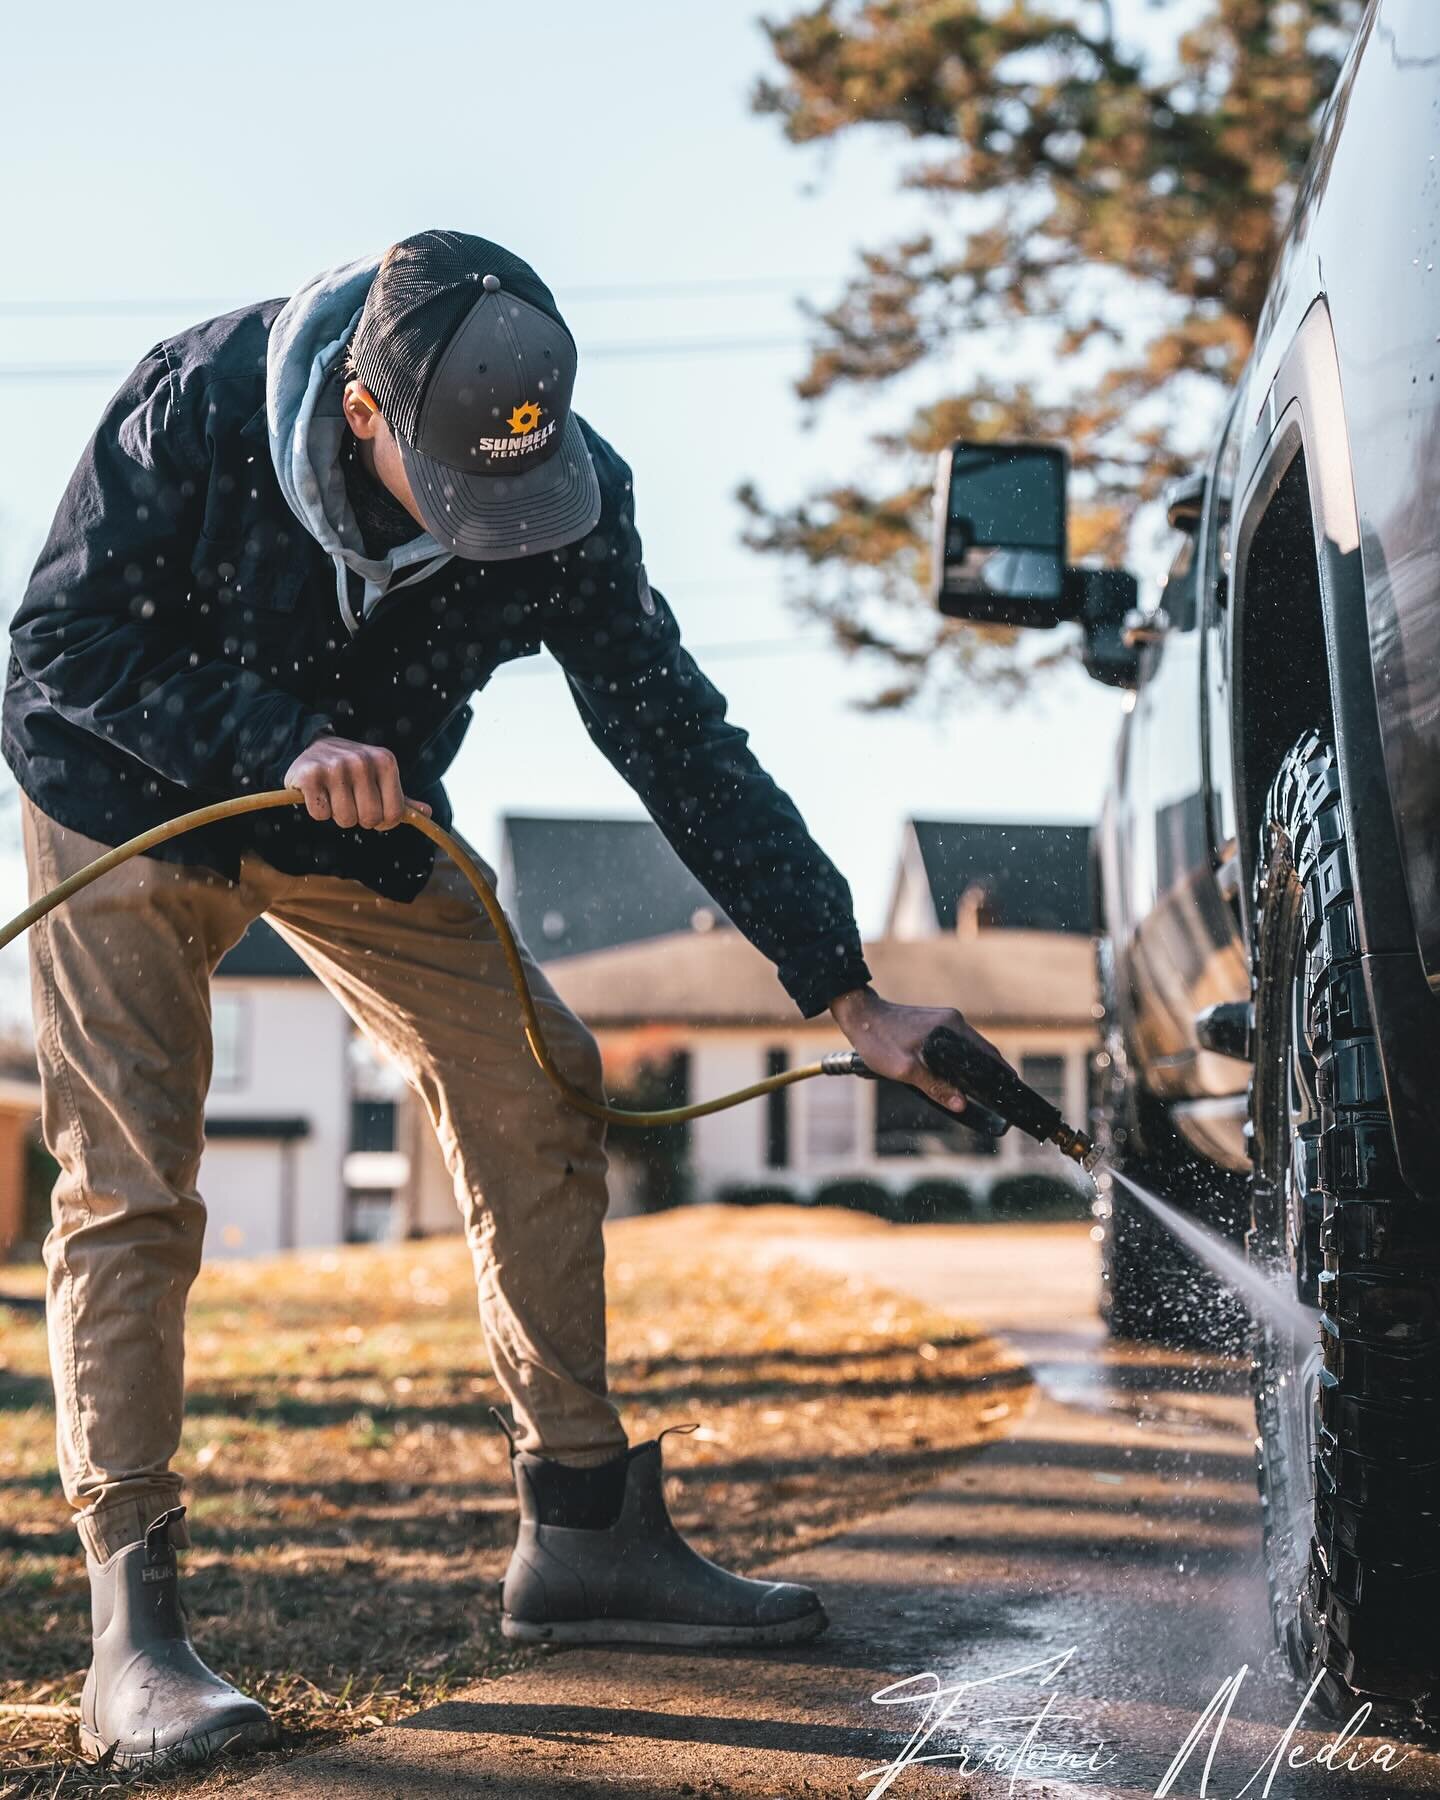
[240,1220,1440,1797]
[781,1223,1440,1799]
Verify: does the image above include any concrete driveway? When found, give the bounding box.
[239,1219,1440,1798]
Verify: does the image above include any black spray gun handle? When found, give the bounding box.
[821,1035,1010,1139]
[920,1026,1098,1166]
[824,1025,1097,1166]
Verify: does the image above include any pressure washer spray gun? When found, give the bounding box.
[821,1026,1103,1173]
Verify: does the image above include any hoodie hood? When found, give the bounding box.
[266,254,452,634]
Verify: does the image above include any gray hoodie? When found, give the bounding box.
[266,255,453,636]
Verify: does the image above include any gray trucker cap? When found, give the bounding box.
[349,232,602,561]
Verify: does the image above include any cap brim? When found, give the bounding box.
[397,413,602,561]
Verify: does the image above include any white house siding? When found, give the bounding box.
[402,1098,466,1238]
[689,1039,768,1187]
[202,1141,297,1258]
[884,827,941,938]
[202,980,350,1258]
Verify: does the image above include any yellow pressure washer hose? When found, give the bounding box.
[0,790,828,1129]
[0,789,1095,1158]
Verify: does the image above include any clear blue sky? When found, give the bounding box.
[0,0,1126,1019]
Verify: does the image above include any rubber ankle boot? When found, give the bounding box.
[80,1507,273,1768]
[501,1437,828,1647]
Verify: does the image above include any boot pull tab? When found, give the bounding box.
[657,1422,700,1450]
[488,1407,520,1458]
[143,1506,185,1568]
[143,1504,185,1576]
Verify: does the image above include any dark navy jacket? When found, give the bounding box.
[1,301,870,1017]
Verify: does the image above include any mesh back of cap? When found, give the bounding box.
[350,230,565,445]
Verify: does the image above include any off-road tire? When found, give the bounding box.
[1251,730,1440,1720]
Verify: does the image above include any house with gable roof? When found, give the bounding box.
[510,812,1098,1208]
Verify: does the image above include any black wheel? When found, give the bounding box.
[1251,730,1440,1720]
[1093,937,1248,1348]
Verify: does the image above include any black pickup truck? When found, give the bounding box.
[931,0,1440,1725]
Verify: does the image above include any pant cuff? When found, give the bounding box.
[532,1435,630,1468]
[76,1488,190,1562]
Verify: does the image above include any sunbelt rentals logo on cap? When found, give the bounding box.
[469,400,557,461]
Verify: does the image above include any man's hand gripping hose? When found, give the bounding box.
[0,788,1098,1159]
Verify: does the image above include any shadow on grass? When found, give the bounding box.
[221,1333,988,1392]
[176,1344,1024,1430]
[0,1372,53,1412]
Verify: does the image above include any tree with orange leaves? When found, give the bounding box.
[742,0,1364,705]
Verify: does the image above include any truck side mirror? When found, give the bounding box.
[931,441,1070,626]
[932,437,1142,689]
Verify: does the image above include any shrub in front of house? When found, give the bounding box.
[20,1133,59,1258]
[898,1177,975,1224]
[713,1181,802,1209]
[603,1052,692,1214]
[810,1178,898,1220]
[986,1173,1090,1220]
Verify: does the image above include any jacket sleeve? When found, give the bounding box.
[8,346,334,796]
[542,469,871,1019]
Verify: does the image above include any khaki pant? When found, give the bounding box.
[21,794,626,1561]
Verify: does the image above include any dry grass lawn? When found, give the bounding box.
[0,1205,1028,1796]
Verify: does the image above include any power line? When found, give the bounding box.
[0,365,134,384]
[0,275,842,321]
[505,637,828,676]
[590,335,805,360]
[573,275,838,302]
[0,336,811,384]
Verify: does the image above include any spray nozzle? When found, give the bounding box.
[1054,1125,1105,1173]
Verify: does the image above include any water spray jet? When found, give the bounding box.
[1109,1168,1316,1342]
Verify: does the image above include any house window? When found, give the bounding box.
[1019,1054,1067,1156]
[211,994,247,1090]
[1020,1054,1066,1112]
[764,1047,789,1169]
[350,1099,397,1154]
[347,1189,400,1244]
[874,1082,997,1158]
[804,1073,856,1161]
[1086,1045,1107,1135]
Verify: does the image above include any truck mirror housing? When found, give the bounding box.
[931,441,1070,625]
[1164,471,1206,535]
[1071,568,1141,690]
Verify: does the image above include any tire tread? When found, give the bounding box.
[1252,730,1440,1719]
